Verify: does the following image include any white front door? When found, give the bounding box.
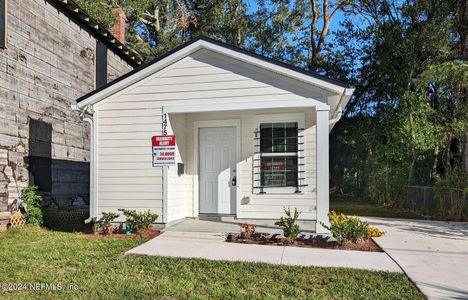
[199,127,237,214]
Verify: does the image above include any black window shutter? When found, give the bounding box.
[0,0,6,49]
[95,41,108,88]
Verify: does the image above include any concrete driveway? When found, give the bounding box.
[365,217,468,300]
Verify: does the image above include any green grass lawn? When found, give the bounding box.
[0,226,423,300]
[330,198,424,219]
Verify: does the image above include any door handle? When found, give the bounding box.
[231,176,237,186]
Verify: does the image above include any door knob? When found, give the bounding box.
[231,176,237,186]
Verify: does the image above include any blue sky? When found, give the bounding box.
[245,0,351,32]
[244,1,367,41]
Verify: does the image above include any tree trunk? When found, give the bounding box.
[445,135,452,175]
[308,0,318,70]
[407,111,418,185]
[236,27,242,47]
[432,143,440,180]
[464,138,468,178]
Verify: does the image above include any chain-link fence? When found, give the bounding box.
[401,186,467,220]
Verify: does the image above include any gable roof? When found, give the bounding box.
[49,0,143,67]
[75,36,354,106]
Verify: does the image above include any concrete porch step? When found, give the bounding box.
[165,218,316,236]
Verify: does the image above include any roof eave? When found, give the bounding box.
[50,0,143,67]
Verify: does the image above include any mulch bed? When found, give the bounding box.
[226,233,382,252]
[80,229,160,239]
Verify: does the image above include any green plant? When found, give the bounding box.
[275,207,301,243]
[20,185,43,225]
[118,209,158,234]
[321,211,370,243]
[94,212,120,234]
[367,226,385,237]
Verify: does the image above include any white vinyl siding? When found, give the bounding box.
[94,48,325,222]
[95,49,326,109]
[95,108,163,219]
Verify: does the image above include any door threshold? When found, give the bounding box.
[198,214,236,222]
[198,213,236,216]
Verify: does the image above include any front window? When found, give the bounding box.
[259,122,298,188]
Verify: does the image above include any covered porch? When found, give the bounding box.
[162,98,332,233]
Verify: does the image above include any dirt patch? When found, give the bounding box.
[80,229,160,239]
[226,233,382,252]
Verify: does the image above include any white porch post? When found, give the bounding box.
[315,107,331,234]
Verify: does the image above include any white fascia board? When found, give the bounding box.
[77,40,350,108]
[163,98,329,114]
[344,88,355,96]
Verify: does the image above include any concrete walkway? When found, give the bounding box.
[126,220,402,273]
[365,217,468,300]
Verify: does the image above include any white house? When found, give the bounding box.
[73,37,354,233]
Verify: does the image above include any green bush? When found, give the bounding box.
[94,212,120,234]
[20,185,43,225]
[118,209,158,233]
[275,207,301,243]
[320,211,369,243]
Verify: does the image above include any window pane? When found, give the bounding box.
[286,126,297,138]
[272,126,284,138]
[286,156,298,171]
[286,138,298,152]
[272,138,285,152]
[286,172,298,186]
[260,138,272,152]
[261,156,298,187]
[259,122,298,153]
[259,124,272,152]
[261,157,272,171]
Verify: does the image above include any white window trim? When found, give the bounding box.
[254,113,305,194]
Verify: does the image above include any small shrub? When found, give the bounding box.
[275,207,301,244]
[94,212,119,234]
[118,209,158,234]
[367,226,385,237]
[239,223,256,239]
[320,211,369,243]
[20,185,43,225]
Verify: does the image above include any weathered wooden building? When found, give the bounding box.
[0,0,141,222]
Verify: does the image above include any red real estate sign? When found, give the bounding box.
[152,135,176,166]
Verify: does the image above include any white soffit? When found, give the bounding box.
[163,99,330,114]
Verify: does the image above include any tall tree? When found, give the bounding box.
[307,0,355,70]
[331,0,467,203]
[247,0,356,72]
[75,0,250,60]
